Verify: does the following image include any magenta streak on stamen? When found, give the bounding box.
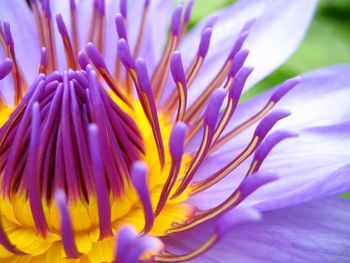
[155,122,187,216]
[172,89,227,199]
[55,190,83,259]
[27,102,49,236]
[131,161,154,233]
[88,123,114,240]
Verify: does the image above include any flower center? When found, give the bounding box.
[0,68,193,259]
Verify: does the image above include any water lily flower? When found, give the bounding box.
[0,0,349,262]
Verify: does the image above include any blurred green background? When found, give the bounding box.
[190,0,350,197]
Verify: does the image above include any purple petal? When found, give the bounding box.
[180,0,317,105]
[189,65,350,210]
[164,197,350,263]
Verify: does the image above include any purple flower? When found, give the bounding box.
[0,0,349,262]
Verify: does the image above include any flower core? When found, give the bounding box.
[0,0,302,262]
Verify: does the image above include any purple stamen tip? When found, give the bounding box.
[43,0,52,17]
[198,28,212,58]
[271,76,302,103]
[115,14,127,40]
[254,110,291,140]
[3,21,14,47]
[78,51,89,70]
[216,208,262,237]
[0,58,13,80]
[123,236,161,263]
[131,161,154,233]
[114,225,137,263]
[135,58,152,94]
[170,51,186,87]
[228,31,249,60]
[86,42,106,69]
[240,172,278,196]
[184,0,195,23]
[205,15,218,29]
[204,88,227,128]
[228,66,254,100]
[169,122,187,160]
[254,130,298,162]
[93,0,99,9]
[145,0,150,7]
[228,49,249,77]
[40,47,47,66]
[171,5,183,36]
[56,14,68,36]
[98,0,106,15]
[117,39,135,70]
[242,18,256,32]
[69,0,76,10]
[120,0,127,17]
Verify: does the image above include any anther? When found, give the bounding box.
[131,161,154,233]
[86,43,131,107]
[115,13,128,40]
[155,122,187,216]
[56,14,78,69]
[38,47,47,74]
[114,225,137,263]
[163,27,212,115]
[135,58,165,167]
[246,131,298,176]
[172,89,227,199]
[194,110,290,194]
[78,51,89,70]
[211,77,301,153]
[211,66,254,144]
[170,51,187,121]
